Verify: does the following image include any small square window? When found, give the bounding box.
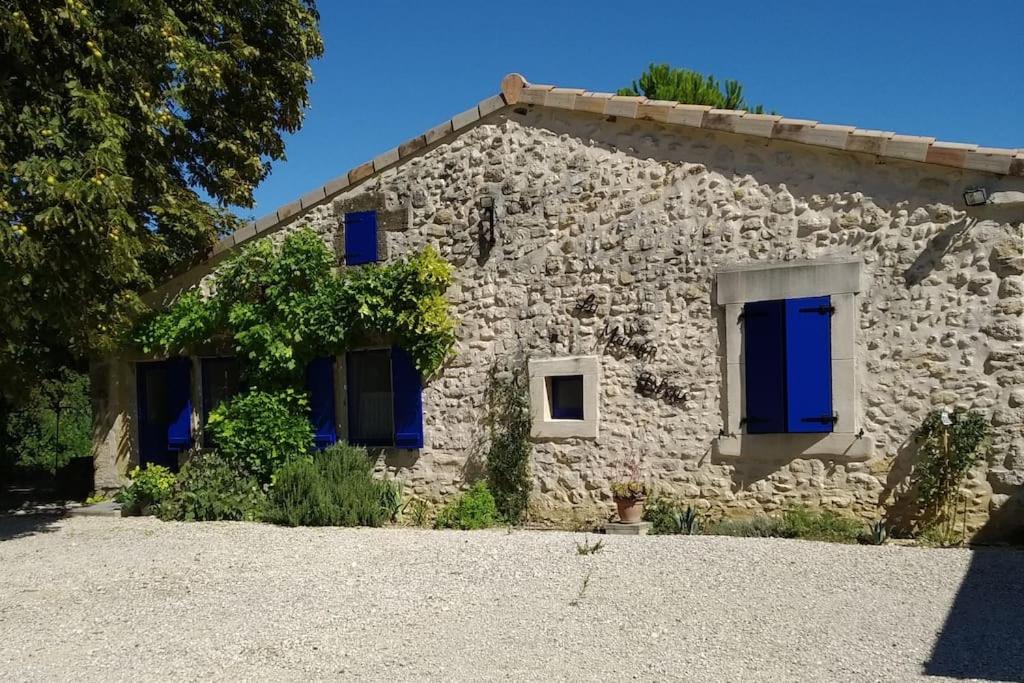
[548,375,584,420]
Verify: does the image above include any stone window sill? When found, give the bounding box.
[713,432,875,461]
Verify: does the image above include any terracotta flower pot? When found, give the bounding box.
[615,495,646,524]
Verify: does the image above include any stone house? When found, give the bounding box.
[92,74,1024,536]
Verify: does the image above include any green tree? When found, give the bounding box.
[0,1,325,402]
[1,368,91,476]
[618,63,768,114]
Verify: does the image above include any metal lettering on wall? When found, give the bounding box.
[599,319,657,361]
[573,293,599,315]
[636,371,687,405]
[569,293,689,406]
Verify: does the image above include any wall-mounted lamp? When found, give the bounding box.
[963,187,989,207]
[478,196,496,245]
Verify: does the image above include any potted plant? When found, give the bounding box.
[610,479,650,523]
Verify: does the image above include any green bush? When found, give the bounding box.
[157,453,266,522]
[705,515,791,538]
[378,479,403,523]
[206,389,313,484]
[265,443,389,527]
[434,482,498,530]
[644,494,701,535]
[704,506,864,544]
[780,506,864,544]
[115,464,176,515]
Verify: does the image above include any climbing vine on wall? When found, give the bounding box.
[133,228,457,389]
[911,408,989,532]
[484,363,533,524]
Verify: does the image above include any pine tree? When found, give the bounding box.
[618,63,767,114]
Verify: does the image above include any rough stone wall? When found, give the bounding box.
[118,106,1024,533]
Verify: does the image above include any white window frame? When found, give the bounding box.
[528,356,601,439]
[715,258,874,459]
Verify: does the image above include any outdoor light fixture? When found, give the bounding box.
[478,196,496,245]
[963,187,989,207]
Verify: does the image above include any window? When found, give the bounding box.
[744,296,833,434]
[346,347,423,448]
[201,357,242,446]
[528,356,600,439]
[548,375,584,420]
[136,358,192,470]
[344,210,378,265]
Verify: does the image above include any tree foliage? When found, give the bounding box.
[0,1,324,399]
[1,367,91,474]
[618,63,768,113]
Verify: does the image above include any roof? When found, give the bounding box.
[204,72,1024,262]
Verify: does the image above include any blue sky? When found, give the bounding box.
[241,0,1023,219]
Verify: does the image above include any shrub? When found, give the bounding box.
[644,495,701,535]
[403,498,430,527]
[705,515,791,539]
[704,506,864,544]
[912,408,988,532]
[434,482,498,530]
[206,389,313,484]
[779,506,864,544]
[157,453,265,522]
[484,366,533,524]
[264,457,333,526]
[116,464,176,515]
[378,479,403,523]
[265,443,389,527]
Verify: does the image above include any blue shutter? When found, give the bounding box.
[345,211,378,265]
[306,357,338,450]
[743,300,787,433]
[391,347,424,449]
[166,357,193,450]
[785,296,834,433]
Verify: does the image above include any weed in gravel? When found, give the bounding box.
[569,570,593,607]
[576,538,605,555]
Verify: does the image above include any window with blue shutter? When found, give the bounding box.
[785,297,833,433]
[165,357,193,452]
[306,356,338,450]
[345,348,424,449]
[347,349,394,447]
[137,358,192,471]
[344,211,378,265]
[743,296,834,434]
[390,347,424,449]
[743,300,787,434]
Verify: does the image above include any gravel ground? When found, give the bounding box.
[1,516,1023,682]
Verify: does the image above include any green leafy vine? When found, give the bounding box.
[133,228,457,389]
